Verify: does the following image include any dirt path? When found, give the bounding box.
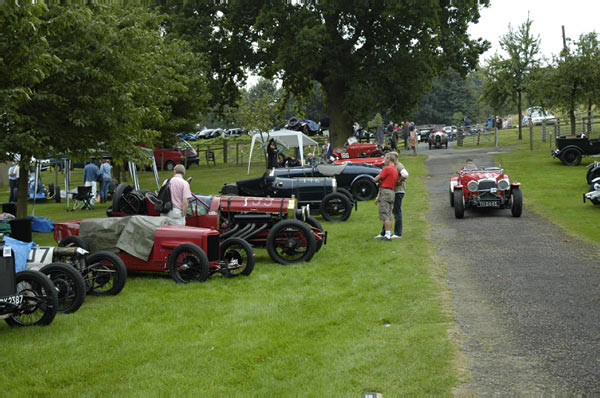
[421,143,600,394]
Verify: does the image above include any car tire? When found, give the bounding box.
[449,189,454,207]
[304,216,324,252]
[112,183,132,213]
[85,251,127,295]
[58,236,90,251]
[445,142,448,149]
[586,167,600,185]
[5,270,58,327]
[429,142,432,149]
[370,150,383,158]
[40,262,86,314]
[453,189,464,219]
[511,188,523,217]
[351,179,377,201]
[560,148,582,166]
[164,161,175,171]
[168,243,210,283]
[266,219,316,265]
[220,237,254,277]
[320,192,352,222]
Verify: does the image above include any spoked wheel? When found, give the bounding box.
[85,251,127,295]
[5,270,58,327]
[219,237,254,277]
[320,192,352,222]
[58,236,89,251]
[560,148,582,166]
[168,243,210,283]
[119,191,145,215]
[351,179,377,201]
[40,263,86,314]
[266,219,316,265]
[111,183,132,213]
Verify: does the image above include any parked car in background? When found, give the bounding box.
[417,128,431,142]
[223,128,247,138]
[552,134,600,166]
[333,136,387,161]
[443,126,457,141]
[528,107,556,125]
[195,129,214,139]
[154,141,198,170]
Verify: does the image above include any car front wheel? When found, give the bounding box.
[560,148,582,166]
[220,237,254,277]
[5,270,58,327]
[453,189,464,219]
[320,192,352,222]
[85,251,127,295]
[352,179,377,201]
[266,219,316,265]
[168,243,210,283]
[511,188,523,217]
[40,262,86,314]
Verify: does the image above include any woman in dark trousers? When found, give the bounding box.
[267,138,279,171]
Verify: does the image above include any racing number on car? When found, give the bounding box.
[342,153,349,159]
[27,247,54,266]
[243,198,274,207]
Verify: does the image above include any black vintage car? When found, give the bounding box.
[221,175,354,222]
[270,163,380,201]
[552,134,600,166]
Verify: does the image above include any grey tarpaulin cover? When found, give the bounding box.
[79,216,178,261]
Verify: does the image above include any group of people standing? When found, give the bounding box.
[374,121,416,152]
[83,158,112,204]
[374,151,408,241]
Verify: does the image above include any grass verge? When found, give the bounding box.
[0,157,457,395]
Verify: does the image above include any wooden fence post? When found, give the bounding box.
[541,120,546,142]
[223,141,228,164]
[529,123,534,151]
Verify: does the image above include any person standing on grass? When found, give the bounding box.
[98,157,112,203]
[267,138,279,171]
[83,159,100,201]
[163,164,192,226]
[377,151,408,239]
[376,123,385,148]
[373,153,398,241]
[8,161,19,202]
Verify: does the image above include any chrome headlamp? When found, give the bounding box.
[498,179,510,191]
[467,180,478,192]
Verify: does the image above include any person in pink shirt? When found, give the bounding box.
[164,164,192,225]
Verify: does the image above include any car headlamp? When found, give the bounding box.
[467,180,478,192]
[498,179,510,191]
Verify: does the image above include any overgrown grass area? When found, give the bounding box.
[0,156,458,395]
[491,151,600,245]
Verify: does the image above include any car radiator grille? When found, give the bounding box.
[478,179,497,191]
[207,235,220,262]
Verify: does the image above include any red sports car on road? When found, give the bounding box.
[449,165,522,218]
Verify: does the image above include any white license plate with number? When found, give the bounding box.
[480,201,499,207]
[0,295,23,306]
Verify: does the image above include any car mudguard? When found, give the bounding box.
[559,145,584,155]
[350,174,376,186]
[449,178,458,192]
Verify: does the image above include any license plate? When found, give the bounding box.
[0,295,23,306]
[480,201,499,208]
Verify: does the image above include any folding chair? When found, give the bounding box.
[72,186,94,210]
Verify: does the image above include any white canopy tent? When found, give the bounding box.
[247,129,319,174]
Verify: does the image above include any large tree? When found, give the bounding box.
[498,15,540,139]
[159,0,490,145]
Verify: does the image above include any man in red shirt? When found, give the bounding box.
[373,153,398,241]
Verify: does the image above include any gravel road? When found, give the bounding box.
[421,142,600,394]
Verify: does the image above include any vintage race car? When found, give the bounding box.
[450,166,522,218]
[54,215,255,283]
[221,175,354,222]
[552,134,600,166]
[270,163,381,201]
[584,162,600,205]
[106,186,325,265]
[333,137,388,160]
[428,130,448,149]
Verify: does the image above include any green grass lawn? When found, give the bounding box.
[0,156,458,395]
[459,126,557,152]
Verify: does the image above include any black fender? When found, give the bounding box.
[350,174,376,186]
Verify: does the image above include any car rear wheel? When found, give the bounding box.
[266,219,316,265]
[320,192,352,222]
[5,270,58,327]
[85,251,127,295]
[370,150,383,157]
[453,189,464,219]
[337,187,353,202]
[40,262,86,314]
[511,188,523,217]
[112,183,132,213]
[560,148,582,166]
[352,179,377,201]
[220,237,254,277]
[168,243,210,283]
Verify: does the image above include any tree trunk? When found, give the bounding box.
[517,91,523,140]
[324,84,352,147]
[16,166,28,219]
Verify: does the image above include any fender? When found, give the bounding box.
[350,174,375,186]
[450,177,458,192]
[558,145,584,155]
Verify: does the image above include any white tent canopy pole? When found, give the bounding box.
[247,129,319,174]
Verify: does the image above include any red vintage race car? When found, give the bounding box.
[106,185,326,265]
[54,216,255,283]
[333,137,388,160]
[449,164,522,218]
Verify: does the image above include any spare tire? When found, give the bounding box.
[112,183,133,213]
